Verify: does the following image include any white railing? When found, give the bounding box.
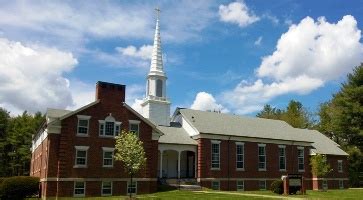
[144,95,170,102]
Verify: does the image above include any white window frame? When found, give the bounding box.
[74,181,86,197]
[339,180,344,189]
[322,179,328,190]
[338,160,343,173]
[74,146,89,168]
[127,181,137,195]
[77,115,91,136]
[99,115,121,138]
[258,144,266,171]
[129,120,140,136]
[259,180,266,190]
[102,147,114,167]
[297,147,305,172]
[211,181,220,190]
[211,140,221,170]
[101,181,112,196]
[236,142,244,170]
[237,180,244,191]
[278,145,286,171]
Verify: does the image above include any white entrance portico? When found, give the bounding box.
[156,125,198,179]
[158,144,197,179]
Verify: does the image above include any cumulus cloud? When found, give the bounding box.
[0,37,77,113]
[219,15,363,114]
[219,1,260,27]
[191,92,229,113]
[116,45,153,60]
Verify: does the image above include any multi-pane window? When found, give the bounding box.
[211,141,220,169]
[339,180,344,189]
[99,115,121,137]
[338,160,343,172]
[258,144,266,170]
[297,147,304,171]
[237,180,244,191]
[127,181,137,194]
[322,180,328,190]
[211,181,220,190]
[259,180,266,190]
[278,145,286,171]
[74,146,89,167]
[236,143,244,169]
[102,181,112,196]
[103,147,114,167]
[74,181,85,197]
[77,115,91,135]
[129,120,140,136]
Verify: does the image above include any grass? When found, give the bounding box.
[28,188,363,199]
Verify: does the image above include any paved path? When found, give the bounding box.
[193,190,306,199]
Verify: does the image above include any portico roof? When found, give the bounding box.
[158,125,197,145]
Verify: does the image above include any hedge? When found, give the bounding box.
[270,179,283,194]
[0,176,39,200]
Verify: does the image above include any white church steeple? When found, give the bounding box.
[141,7,171,126]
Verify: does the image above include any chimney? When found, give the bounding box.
[95,81,126,103]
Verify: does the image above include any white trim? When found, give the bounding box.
[101,181,112,196]
[211,141,220,170]
[73,181,85,197]
[127,181,137,195]
[278,146,286,171]
[259,180,267,190]
[307,177,349,181]
[60,100,100,120]
[77,116,90,136]
[40,177,157,182]
[258,144,266,171]
[237,180,244,191]
[211,181,220,190]
[338,160,343,173]
[236,143,244,170]
[129,120,141,124]
[74,146,89,168]
[192,134,312,146]
[297,146,305,172]
[102,148,114,168]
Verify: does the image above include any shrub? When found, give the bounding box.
[270,180,283,194]
[0,176,39,200]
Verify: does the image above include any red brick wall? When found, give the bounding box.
[34,82,158,197]
[197,138,311,179]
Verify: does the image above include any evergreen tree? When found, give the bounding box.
[0,108,10,176]
[256,104,283,120]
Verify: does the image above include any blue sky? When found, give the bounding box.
[0,0,363,116]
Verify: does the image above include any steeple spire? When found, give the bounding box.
[150,7,164,73]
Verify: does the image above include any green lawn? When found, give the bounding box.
[31,189,363,199]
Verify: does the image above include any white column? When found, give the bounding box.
[178,151,181,179]
[159,151,163,178]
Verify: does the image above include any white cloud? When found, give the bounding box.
[191,92,229,113]
[254,36,262,46]
[257,15,363,82]
[0,37,77,113]
[116,45,153,60]
[216,15,363,114]
[219,1,260,27]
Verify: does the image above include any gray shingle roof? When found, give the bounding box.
[158,125,197,145]
[294,129,348,156]
[179,109,311,143]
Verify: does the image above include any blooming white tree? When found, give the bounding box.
[114,130,146,198]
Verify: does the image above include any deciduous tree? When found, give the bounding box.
[114,131,146,198]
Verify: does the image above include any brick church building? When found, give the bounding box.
[31,9,349,198]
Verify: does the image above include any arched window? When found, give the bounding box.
[99,115,121,137]
[156,79,163,97]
